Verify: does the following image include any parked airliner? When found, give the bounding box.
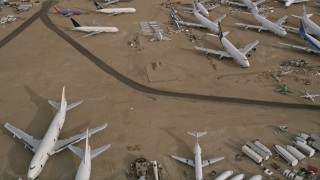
[4,87,107,180]
[195,23,259,68]
[175,0,226,34]
[223,0,265,8]
[300,91,320,102]
[281,0,309,8]
[171,132,224,180]
[70,18,118,37]
[53,6,82,17]
[94,1,136,15]
[68,130,111,180]
[181,0,219,16]
[282,5,320,38]
[279,20,320,54]
[235,6,287,37]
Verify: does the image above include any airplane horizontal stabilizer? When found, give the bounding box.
[48,100,60,110]
[187,131,207,138]
[213,14,226,24]
[66,100,83,111]
[68,145,84,158]
[202,157,224,167]
[91,144,111,159]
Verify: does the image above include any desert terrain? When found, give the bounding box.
[0,0,320,179]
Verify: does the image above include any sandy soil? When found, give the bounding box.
[0,0,319,179]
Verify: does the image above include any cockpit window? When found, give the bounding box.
[30,166,35,170]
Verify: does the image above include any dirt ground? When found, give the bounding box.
[0,0,319,179]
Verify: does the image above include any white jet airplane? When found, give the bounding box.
[195,23,259,68]
[4,87,108,180]
[70,18,118,37]
[175,0,226,34]
[68,130,111,180]
[235,6,288,37]
[180,0,219,17]
[281,5,320,38]
[149,32,171,42]
[279,20,320,54]
[94,1,136,15]
[300,91,320,102]
[223,0,265,8]
[171,132,224,180]
[280,0,309,8]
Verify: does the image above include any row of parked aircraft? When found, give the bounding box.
[5,87,110,180]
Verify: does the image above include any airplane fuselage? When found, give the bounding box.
[28,104,67,179]
[59,10,81,15]
[285,0,309,7]
[253,13,287,37]
[194,143,203,180]
[303,17,320,37]
[196,2,209,16]
[75,151,91,180]
[194,11,218,33]
[300,29,320,50]
[96,8,136,14]
[73,26,119,33]
[221,37,250,67]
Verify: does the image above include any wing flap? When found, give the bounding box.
[4,123,41,153]
[239,40,259,55]
[202,157,224,167]
[171,155,195,167]
[194,46,232,58]
[50,123,107,155]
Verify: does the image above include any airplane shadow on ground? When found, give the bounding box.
[159,127,193,160]
[5,85,54,177]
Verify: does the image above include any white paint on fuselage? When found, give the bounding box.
[73,26,119,33]
[194,11,218,33]
[303,16,320,37]
[75,149,91,180]
[28,99,67,179]
[221,38,250,67]
[96,7,136,14]
[252,13,287,37]
[194,143,203,180]
[195,2,209,16]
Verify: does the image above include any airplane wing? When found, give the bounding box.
[4,123,42,153]
[279,42,320,54]
[202,157,224,167]
[205,4,219,11]
[50,123,107,155]
[82,31,103,37]
[171,155,195,167]
[275,15,288,26]
[175,21,206,28]
[91,144,111,159]
[239,40,259,55]
[194,46,232,58]
[235,23,269,32]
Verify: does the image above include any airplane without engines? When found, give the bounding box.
[171,132,224,180]
[235,6,288,37]
[93,1,136,15]
[53,6,82,17]
[180,0,219,17]
[195,22,259,68]
[279,20,320,54]
[4,87,108,180]
[70,18,118,37]
[280,0,309,8]
[282,5,320,38]
[300,91,320,102]
[222,0,265,8]
[275,85,292,94]
[175,0,226,34]
[68,130,111,180]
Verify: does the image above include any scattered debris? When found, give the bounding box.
[127,157,163,180]
[0,15,16,24]
[208,170,217,177]
[281,59,308,67]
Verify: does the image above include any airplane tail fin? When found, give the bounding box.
[71,18,81,27]
[188,131,207,143]
[48,86,83,111]
[53,6,60,14]
[84,129,89,163]
[299,19,306,35]
[91,144,111,159]
[302,5,313,18]
[94,1,104,10]
[218,22,223,41]
[251,6,259,14]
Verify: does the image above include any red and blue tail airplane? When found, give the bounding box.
[54,6,82,17]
